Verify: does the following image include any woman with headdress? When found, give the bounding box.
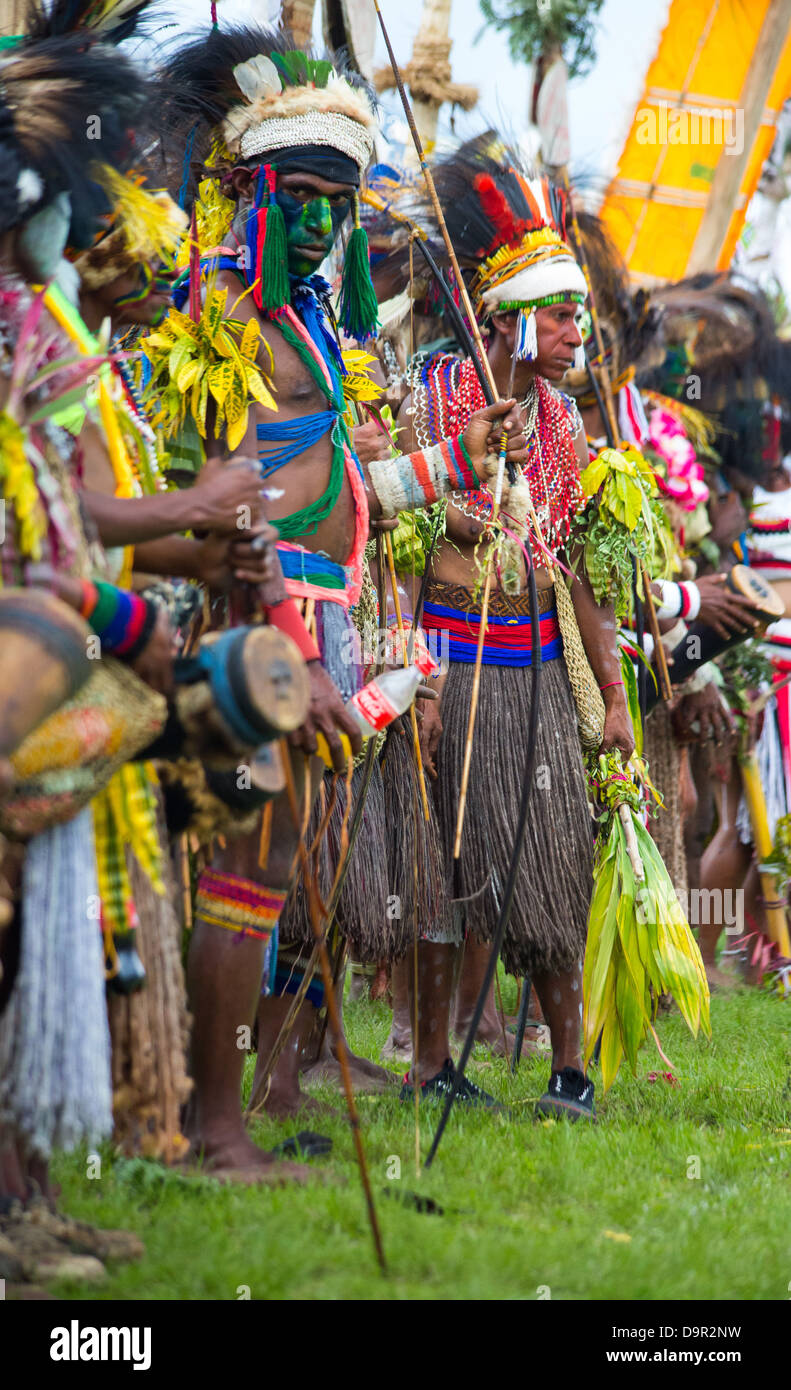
[394,133,634,1120]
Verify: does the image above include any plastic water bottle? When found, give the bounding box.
[316,644,436,766]
[348,652,434,737]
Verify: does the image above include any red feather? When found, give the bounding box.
[474,173,518,253]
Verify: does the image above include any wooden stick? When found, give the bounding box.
[640,561,673,703]
[384,530,431,824]
[453,349,519,858]
[748,670,791,717]
[280,743,387,1272]
[372,0,498,402]
[179,833,192,931]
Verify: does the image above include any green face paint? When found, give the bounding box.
[277,188,351,278]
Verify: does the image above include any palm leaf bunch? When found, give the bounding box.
[583,751,710,1090]
[141,286,276,452]
[575,445,676,621]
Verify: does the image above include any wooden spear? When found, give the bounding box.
[562,183,672,704]
[453,345,519,857]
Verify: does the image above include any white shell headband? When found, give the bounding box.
[222,53,376,175]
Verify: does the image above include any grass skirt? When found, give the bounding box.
[380,716,459,948]
[278,759,403,963]
[0,807,112,1157]
[107,796,192,1164]
[435,658,593,976]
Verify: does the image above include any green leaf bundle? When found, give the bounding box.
[583,801,710,1090]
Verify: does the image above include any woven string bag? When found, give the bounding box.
[553,573,605,752]
[2,660,167,838]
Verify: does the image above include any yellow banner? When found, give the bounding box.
[599,0,791,281]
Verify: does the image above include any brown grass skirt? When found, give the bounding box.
[435,658,593,977]
[108,801,192,1163]
[380,717,459,949]
[278,759,401,963]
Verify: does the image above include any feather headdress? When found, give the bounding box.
[425,132,587,362]
[161,24,379,335]
[161,25,376,179]
[24,0,154,44]
[74,166,188,288]
[638,273,790,481]
[0,34,149,245]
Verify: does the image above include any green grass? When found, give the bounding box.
[51,981,791,1300]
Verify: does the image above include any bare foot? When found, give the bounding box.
[258,1091,340,1121]
[208,1159,322,1187]
[381,1033,412,1065]
[452,1023,551,1058]
[705,963,737,991]
[302,1055,396,1093]
[185,1126,318,1185]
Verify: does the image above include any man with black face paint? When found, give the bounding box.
[162,29,527,1181]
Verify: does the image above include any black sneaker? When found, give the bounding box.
[536,1066,596,1121]
[399,1059,498,1108]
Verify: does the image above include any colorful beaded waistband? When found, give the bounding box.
[422,598,561,667]
[277,542,349,606]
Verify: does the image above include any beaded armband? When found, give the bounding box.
[369,435,476,519]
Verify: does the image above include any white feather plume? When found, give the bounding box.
[232,55,281,104]
[16,168,43,207]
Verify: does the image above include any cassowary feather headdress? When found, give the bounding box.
[0,1,154,248]
[428,132,587,362]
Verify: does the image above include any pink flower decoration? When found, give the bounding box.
[649,407,710,511]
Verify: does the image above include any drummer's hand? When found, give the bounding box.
[672,684,734,747]
[696,574,762,639]
[131,607,176,698]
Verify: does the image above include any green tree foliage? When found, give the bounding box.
[478,0,605,78]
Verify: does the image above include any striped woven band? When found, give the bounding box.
[195,870,286,942]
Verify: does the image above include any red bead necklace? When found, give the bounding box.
[413,354,584,548]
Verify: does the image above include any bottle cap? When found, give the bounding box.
[415,643,438,678]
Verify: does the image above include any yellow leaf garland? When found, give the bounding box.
[141,285,276,447]
[0,412,47,562]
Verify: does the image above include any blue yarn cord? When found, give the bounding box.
[177,124,197,211]
[256,411,335,476]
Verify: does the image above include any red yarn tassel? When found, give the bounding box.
[252,205,268,310]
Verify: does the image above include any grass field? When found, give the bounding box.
[51,980,791,1301]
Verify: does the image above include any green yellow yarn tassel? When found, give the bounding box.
[338,195,379,343]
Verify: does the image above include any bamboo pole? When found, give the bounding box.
[372,0,498,403]
[452,350,519,857]
[739,750,791,958]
